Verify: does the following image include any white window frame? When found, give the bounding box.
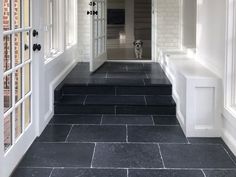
[225,0,236,119]
[65,0,77,48]
[44,0,64,61]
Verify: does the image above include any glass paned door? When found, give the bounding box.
[3,0,32,152]
[1,0,37,176]
[90,0,107,72]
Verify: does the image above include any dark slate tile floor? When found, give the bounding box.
[12,63,236,177]
[12,114,236,177]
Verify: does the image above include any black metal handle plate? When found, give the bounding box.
[33,44,41,51]
[33,30,39,37]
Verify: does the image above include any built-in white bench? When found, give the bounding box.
[160,50,222,137]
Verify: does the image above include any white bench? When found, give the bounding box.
[161,51,222,137]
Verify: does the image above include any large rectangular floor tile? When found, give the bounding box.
[188,138,225,145]
[37,125,72,142]
[55,105,115,114]
[50,114,102,125]
[107,72,148,79]
[51,168,127,177]
[87,78,144,86]
[153,115,179,125]
[116,86,172,96]
[56,96,86,105]
[19,143,94,167]
[188,138,236,164]
[129,169,204,177]
[116,105,176,115]
[203,170,236,177]
[102,115,153,125]
[92,143,163,168]
[160,144,236,168]
[67,125,126,142]
[145,96,176,106]
[12,168,53,177]
[63,86,116,95]
[85,96,145,105]
[128,126,187,143]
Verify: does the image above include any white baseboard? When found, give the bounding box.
[222,128,236,156]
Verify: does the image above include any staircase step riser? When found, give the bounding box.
[62,86,172,96]
[54,105,176,115]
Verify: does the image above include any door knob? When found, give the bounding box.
[33,44,41,51]
[33,30,39,37]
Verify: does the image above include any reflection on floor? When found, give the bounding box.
[107,48,151,60]
[12,63,236,177]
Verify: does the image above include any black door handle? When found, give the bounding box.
[33,44,41,51]
[33,30,39,37]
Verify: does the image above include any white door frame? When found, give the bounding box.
[0,0,42,176]
[106,0,157,63]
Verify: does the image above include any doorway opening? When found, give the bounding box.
[106,0,152,61]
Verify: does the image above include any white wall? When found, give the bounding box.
[196,0,236,155]
[196,0,226,78]
[156,0,181,50]
[39,47,77,134]
[77,0,91,62]
[182,0,196,49]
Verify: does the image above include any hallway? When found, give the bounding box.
[12,63,236,177]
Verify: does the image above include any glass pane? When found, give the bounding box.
[15,68,22,102]
[94,21,97,38]
[94,3,97,19]
[4,74,12,113]
[3,0,11,31]
[4,114,12,151]
[14,0,22,29]
[44,30,50,58]
[24,63,31,94]
[24,0,30,27]
[24,96,31,128]
[98,21,101,36]
[15,33,22,66]
[24,31,30,61]
[98,2,102,19]
[15,104,22,139]
[3,35,12,72]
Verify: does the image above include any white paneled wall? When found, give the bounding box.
[77,0,91,62]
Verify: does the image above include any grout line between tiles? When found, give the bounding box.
[83,95,88,105]
[222,146,236,166]
[91,143,97,168]
[17,166,236,170]
[142,79,146,86]
[126,124,128,142]
[151,115,155,125]
[65,125,74,142]
[145,72,149,79]
[144,96,147,105]
[201,169,207,177]
[157,144,166,169]
[100,115,103,125]
[127,168,129,177]
[186,137,190,144]
[48,168,54,177]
